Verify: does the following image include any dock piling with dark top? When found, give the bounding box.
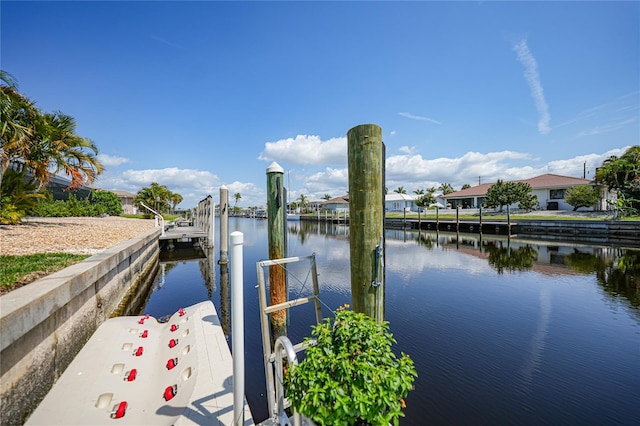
[266,162,287,335]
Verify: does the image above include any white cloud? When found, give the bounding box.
[97,154,130,167]
[258,135,347,165]
[513,39,551,134]
[398,146,416,154]
[95,147,631,210]
[398,112,441,125]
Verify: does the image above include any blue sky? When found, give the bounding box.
[3,1,638,208]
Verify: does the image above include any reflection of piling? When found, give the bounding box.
[266,162,287,336]
[220,262,230,337]
[219,185,229,265]
[347,124,385,321]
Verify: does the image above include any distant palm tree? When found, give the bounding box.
[461,183,471,190]
[323,194,331,201]
[297,193,308,213]
[170,193,183,213]
[438,183,455,195]
[233,192,242,215]
[394,186,406,194]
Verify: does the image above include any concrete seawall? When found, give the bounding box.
[0,227,161,425]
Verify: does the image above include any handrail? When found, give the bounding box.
[274,336,300,426]
[139,202,165,237]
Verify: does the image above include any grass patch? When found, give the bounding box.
[0,253,89,295]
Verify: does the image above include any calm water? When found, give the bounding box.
[143,218,640,425]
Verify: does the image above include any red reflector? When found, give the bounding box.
[111,401,127,419]
[135,346,143,356]
[141,330,148,338]
[145,314,150,319]
[164,385,177,401]
[138,318,145,324]
[168,339,178,348]
[179,308,185,317]
[167,358,177,370]
[170,324,178,332]
[126,369,137,381]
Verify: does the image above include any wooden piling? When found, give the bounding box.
[266,162,287,334]
[347,124,385,321]
[219,185,229,265]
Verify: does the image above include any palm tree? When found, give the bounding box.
[438,183,455,195]
[0,70,39,191]
[30,112,103,189]
[170,193,183,213]
[297,193,308,213]
[1,74,103,192]
[233,192,242,215]
[323,194,331,201]
[136,182,172,214]
[394,186,406,194]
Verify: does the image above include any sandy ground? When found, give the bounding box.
[0,216,157,256]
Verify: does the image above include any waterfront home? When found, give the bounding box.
[442,173,613,211]
[110,190,138,214]
[320,195,350,213]
[385,193,418,212]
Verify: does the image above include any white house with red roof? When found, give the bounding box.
[442,173,613,211]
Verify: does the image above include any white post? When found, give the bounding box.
[231,231,245,425]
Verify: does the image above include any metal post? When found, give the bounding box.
[231,231,245,426]
[220,186,229,264]
[456,205,460,232]
[479,204,483,233]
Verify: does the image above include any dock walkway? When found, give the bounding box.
[27,301,254,425]
[160,221,208,241]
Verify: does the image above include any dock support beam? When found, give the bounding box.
[219,185,229,264]
[347,124,385,322]
[266,162,287,336]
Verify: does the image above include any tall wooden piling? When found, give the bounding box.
[347,124,385,321]
[266,162,287,334]
[219,185,229,265]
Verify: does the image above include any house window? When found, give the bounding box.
[550,189,565,199]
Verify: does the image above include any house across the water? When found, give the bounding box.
[442,173,613,211]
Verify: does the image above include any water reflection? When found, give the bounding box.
[144,219,640,424]
[395,230,640,310]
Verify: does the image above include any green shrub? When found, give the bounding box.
[91,190,123,216]
[285,306,417,426]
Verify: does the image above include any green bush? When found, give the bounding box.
[31,193,103,217]
[285,306,417,426]
[91,190,123,216]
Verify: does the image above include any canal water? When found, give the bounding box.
[143,217,640,425]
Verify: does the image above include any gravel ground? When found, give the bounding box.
[0,216,157,256]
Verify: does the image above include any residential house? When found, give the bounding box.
[110,190,138,215]
[320,195,350,213]
[385,193,418,212]
[442,173,611,211]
